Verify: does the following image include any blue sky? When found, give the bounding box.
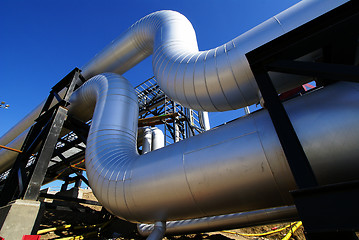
[0,0,301,138]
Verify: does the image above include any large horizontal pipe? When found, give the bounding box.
[138,206,298,236]
[0,0,348,173]
[72,73,359,223]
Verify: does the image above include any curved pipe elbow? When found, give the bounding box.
[82,1,347,112]
[70,73,140,220]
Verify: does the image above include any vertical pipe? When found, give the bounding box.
[173,102,180,142]
[142,127,152,154]
[151,127,164,151]
[199,111,210,130]
[185,109,193,138]
[146,221,166,240]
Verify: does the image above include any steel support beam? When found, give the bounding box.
[249,67,318,189]
[266,60,359,83]
[23,107,68,200]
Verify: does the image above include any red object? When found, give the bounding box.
[0,237,4,240]
[22,236,41,240]
[303,83,315,90]
[279,86,305,101]
[271,227,278,230]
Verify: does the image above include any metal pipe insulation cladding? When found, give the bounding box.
[141,127,164,154]
[138,206,298,236]
[82,0,349,112]
[0,0,349,173]
[70,73,359,223]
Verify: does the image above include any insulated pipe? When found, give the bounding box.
[142,127,152,154]
[146,222,166,240]
[138,206,298,236]
[0,0,348,172]
[140,127,164,154]
[199,112,210,131]
[70,73,359,223]
[151,127,164,151]
[82,0,348,112]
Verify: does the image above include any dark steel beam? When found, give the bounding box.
[249,67,318,189]
[63,116,90,143]
[266,60,359,83]
[23,107,69,200]
[71,170,89,187]
[0,118,52,206]
[291,180,359,235]
[246,1,359,66]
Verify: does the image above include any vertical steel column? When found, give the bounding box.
[250,67,318,189]
[23,69,81,201]
[22,107,68,200]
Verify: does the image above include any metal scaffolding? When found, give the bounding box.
[135,76,207,145]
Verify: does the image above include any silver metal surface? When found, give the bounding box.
[146,221,166,240]
[82,0,348,111]
[0,0,348,172]
[0,0,357,233]
[199,112,210,131]
[138,206,298,236]
[140,127,164,154]
[151,127,164,151]
[71,73,359,223]
[142,127,152,154]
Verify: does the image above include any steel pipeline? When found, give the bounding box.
[0,0,357,232]
[138,206,298,236]
[142,127,164,154]
[70,73,359,223]
[0,0,348,173]
[82,0,348,111]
